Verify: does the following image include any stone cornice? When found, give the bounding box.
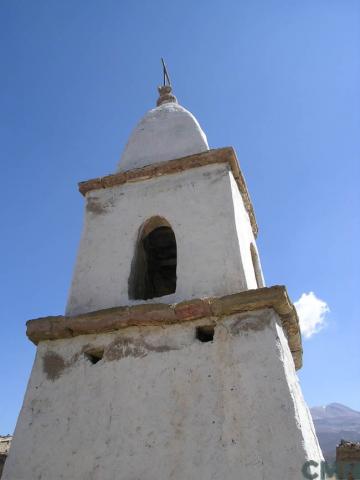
[26,286,302,370]
[78,147,258,237]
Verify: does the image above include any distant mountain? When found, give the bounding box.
[310,403,360,461]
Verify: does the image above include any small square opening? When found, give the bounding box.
[196,325,215,343]
[84,349,104,365]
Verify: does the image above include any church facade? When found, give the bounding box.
[3,84,323,479]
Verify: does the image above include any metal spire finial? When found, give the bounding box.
[161,58,171,87]
[157,58,178,106]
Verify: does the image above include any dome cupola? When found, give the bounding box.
[117,84,209,172]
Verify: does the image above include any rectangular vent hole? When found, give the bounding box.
[85,349,104,365]
[196,326,215,343]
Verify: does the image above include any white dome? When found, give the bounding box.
[117,101,209,172]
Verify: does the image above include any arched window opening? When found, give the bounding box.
[250,243,264,288]
[129,217,177,300]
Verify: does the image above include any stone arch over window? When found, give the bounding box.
[129,216,177,300]
[250,243,264,288]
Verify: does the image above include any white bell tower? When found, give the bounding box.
[66,84,263,316]
[3,82,323,480]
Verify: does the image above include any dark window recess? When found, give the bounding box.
[129,225,177,300]
[196,326,215,343]
[85,349,104,364]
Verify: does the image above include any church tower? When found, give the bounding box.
[4,81,323,480]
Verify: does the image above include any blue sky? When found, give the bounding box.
[1,0,359,434]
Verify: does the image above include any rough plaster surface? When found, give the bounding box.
[3,308,322,480]
[66,164,262,316]
[118,102,209,172]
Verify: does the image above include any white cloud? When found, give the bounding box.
[294,292,329,339]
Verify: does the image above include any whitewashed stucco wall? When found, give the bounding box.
[66,164,260,316]
[4,309,322,480]
[229,173,264,289]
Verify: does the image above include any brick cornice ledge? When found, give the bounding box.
[78,147,258,237]
[26,286,302,369]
